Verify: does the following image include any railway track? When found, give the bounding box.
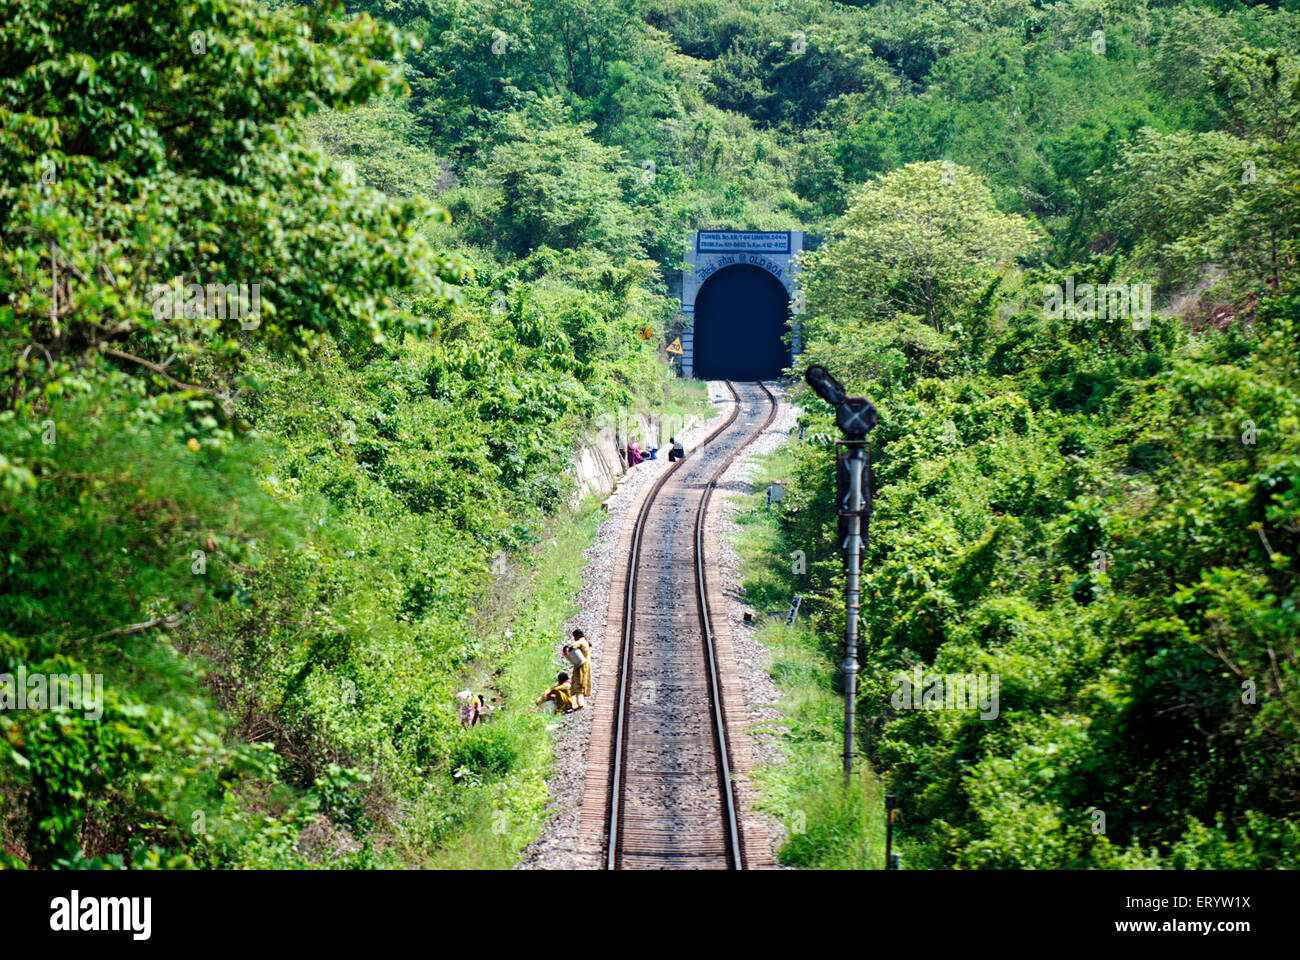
[601,380,778,870]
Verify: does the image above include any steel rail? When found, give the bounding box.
[605,380,777,869]
[692,379,776,869]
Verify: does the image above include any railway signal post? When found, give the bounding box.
[804,365,877,780]
[886,793,899,870]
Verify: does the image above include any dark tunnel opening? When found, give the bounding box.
[692,263,791,380]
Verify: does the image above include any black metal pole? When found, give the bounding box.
[804,366,877,786]
[885,793,897,870]
[842,442,865,781]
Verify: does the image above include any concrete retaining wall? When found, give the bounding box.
[570,411,699,505]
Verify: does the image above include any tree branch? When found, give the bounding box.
[84,603,193,643]
[101,347,214,395]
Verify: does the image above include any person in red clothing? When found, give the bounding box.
[626,438,643,466]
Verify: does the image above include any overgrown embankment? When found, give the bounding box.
[0,330,703,868]
[784,269,1300,871]
[0,0,704,868]
[733,444,888,870]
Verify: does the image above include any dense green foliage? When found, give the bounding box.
[777,12,1300,866]
[1,0,695,868]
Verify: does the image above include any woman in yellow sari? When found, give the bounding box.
[570,629,592,703]
[562,646,584,709]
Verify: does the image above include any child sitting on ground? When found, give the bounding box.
[535,672,576,713]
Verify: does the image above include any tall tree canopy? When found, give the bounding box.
[803,161,1041,332]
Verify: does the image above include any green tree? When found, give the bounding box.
[803,160,1040,332]
[0,0,467,412]
[485,99,643,258]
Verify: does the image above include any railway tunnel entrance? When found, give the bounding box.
[680,229,805,380]
[692,264,790,380]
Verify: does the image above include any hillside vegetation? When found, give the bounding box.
[778,9,1300,867]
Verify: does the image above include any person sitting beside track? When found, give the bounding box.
[535,672,577,713]
[667,436,685,462]
[626,438,643,466]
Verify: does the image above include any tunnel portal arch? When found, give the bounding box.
[692,264,791,380]
[679,230,804,379]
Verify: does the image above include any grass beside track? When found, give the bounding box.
[434,379,709,869]
[732,443,890,870]
[425,501,601,869]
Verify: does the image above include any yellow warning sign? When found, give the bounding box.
[639,325,654,340]
[666,337,683,355]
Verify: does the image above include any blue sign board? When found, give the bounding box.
[696,230,792,255]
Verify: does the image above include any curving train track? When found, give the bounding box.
[600,380,778,869]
